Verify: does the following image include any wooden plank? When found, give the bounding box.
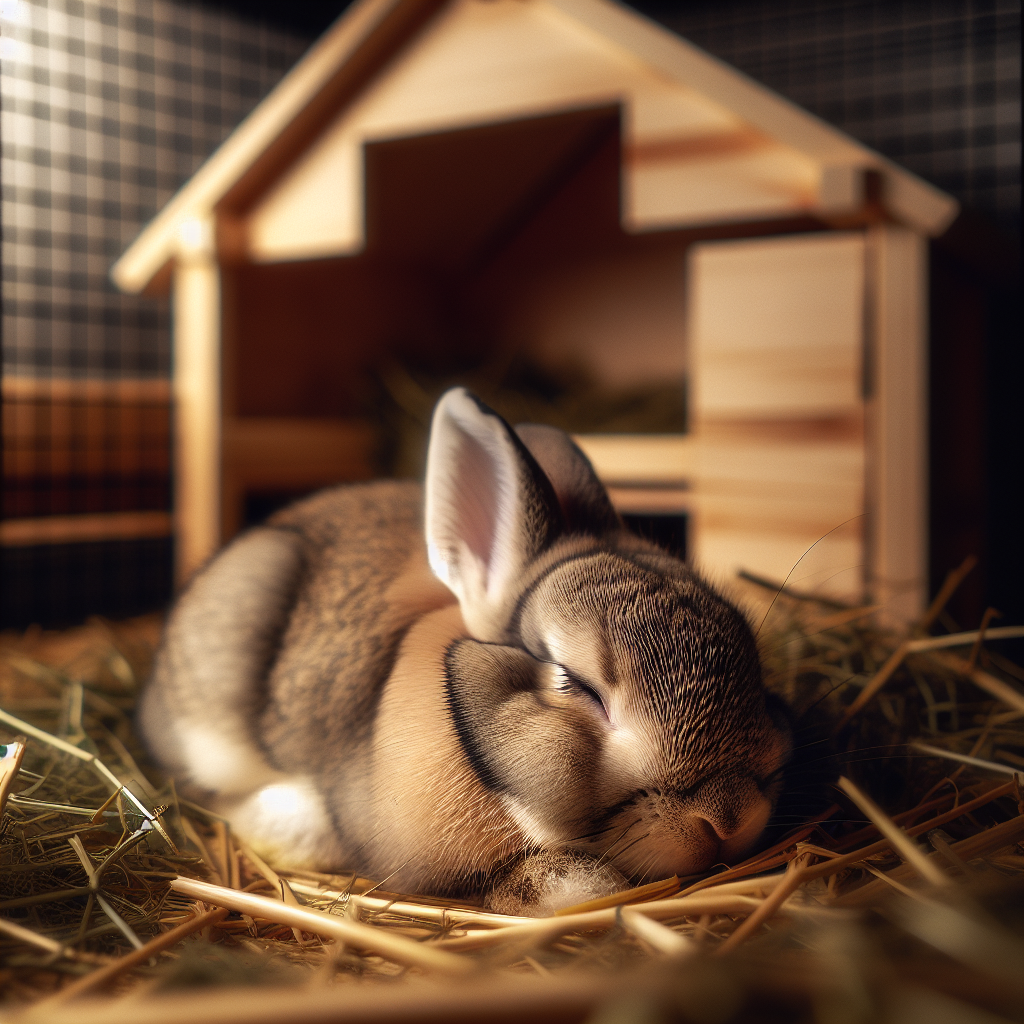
[693,432,864,598]
[697,346,861,419]
[626,128,769,164]
[0,512,173,547]
[696,527,864,600]
[606,486,691,515]
[573,434,696,486]
[173,217,222,585]
[222,417,378,488]
[0,378,170,402]
[696,437,864,492]
[865,224,929,622]
[575,429,863,549]
[686,231,868,594]
[627,144,818,231]
[689,232,865,419]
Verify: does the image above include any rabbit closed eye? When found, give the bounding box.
[139,388,790,915]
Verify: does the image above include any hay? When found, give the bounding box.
[1,573,1022,1023]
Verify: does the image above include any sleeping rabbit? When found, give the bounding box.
[140,388,791,915]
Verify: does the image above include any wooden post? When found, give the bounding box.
[865,224,929,623]
[172,215,221,586]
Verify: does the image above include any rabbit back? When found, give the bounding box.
[138,524,304,798]
[257,481,456,827]
[140,480,457,866]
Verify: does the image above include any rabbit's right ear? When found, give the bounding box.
[425,389,563,642]
[514,424,620,537]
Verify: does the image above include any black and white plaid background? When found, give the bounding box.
[657,0,1021,236]
[1,0,309,626]
[1,0,309,380]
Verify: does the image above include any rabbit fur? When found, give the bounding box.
[139,388,790,913]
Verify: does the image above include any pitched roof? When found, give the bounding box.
[112,0,958,294]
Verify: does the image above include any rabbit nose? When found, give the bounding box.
[689,814,723,855]
[658,814,722,871]
[692,810,739,844]
[689,789,774,864]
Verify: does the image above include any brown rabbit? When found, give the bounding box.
[139,388,790,915]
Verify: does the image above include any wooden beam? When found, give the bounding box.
[0,512,173,547]
[0,378,170,402]
[625,128,770,166]
[220,417,378,540]
[573,434,697,486]
[865,224,929,623]
[172,216,222,585]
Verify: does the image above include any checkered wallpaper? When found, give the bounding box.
[657,0,1021,235]
[0,0,310,625]
[1,0,310,379]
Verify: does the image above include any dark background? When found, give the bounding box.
[1,0,1020,629]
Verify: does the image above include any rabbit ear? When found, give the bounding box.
[514,424,620,537]
[425,389,563,641]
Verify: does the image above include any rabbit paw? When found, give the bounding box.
[487,850,628,917]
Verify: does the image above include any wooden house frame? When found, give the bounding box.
[113,0,958,621]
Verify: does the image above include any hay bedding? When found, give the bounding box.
[0,567,1021,1024]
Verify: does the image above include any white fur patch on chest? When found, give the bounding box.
[217,777,342,869]
[176,722,274,797]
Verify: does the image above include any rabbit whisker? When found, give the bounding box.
[359,864,408,896]
[600,829,651,871]
[590,818,646,866]
[754,515,867,638]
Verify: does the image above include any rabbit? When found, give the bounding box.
[139,388,791,915]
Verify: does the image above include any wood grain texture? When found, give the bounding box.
[173,221,222,584]
[866,224,929,622]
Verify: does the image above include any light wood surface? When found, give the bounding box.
[574,434,696,486]
[0,512,173,547]
[689,232,865,419]
[173,217,222,584]
[220,417,378,539]
[865,224,929,622]
[247,0,814,261]
[686,232,868,599]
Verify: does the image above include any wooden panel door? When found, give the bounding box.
[687,231,867,601]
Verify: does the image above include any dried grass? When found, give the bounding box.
[1,571,1021,1024]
